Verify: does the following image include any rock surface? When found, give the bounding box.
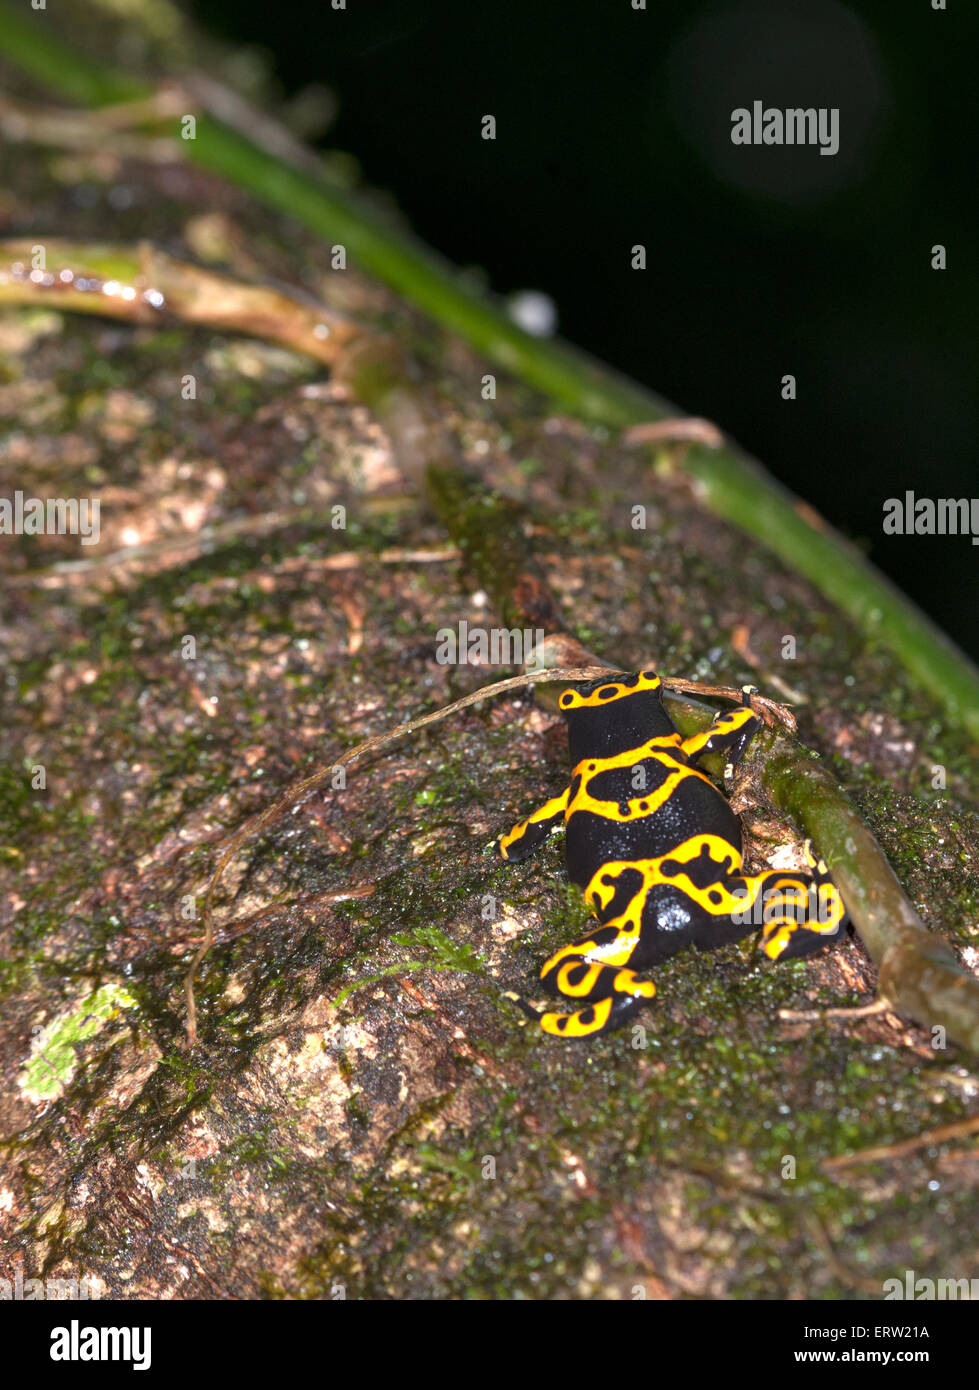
[1,30,978,1300]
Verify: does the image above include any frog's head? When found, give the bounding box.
[559,670,674,762]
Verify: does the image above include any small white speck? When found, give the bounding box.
[506,289,558,338]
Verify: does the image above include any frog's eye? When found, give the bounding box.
[560,692,574,707]
[641,669,658,682]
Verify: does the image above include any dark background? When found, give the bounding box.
[189,0,978,661]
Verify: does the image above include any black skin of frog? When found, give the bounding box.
[497,671,848,1038]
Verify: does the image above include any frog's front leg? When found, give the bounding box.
[680,687,761,770]
[497,790,569,862]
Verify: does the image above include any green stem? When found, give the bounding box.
[757,732,979,1053]
[3,6,979,740]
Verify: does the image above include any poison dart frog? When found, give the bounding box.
[497,670,848,1038]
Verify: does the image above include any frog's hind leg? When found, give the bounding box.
[536,927,656,1038]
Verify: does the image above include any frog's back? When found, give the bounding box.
[564,753,742,890]
[558,672,742,892]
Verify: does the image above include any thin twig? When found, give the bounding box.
[621,417,724,449]
[822,1114,979,1170]
[184,661,793,1044]
[183,664,611,1044]
[779,999,891,1023]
